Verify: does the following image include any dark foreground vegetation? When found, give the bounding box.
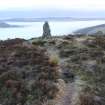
[0,38,60,105]
[0,35,105,105]
[31,35,105,105]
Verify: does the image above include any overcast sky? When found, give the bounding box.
[0,0,105,18]
[0,0,105,11]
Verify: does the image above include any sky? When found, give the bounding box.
[0,0,105,11]
[0,0,105,18]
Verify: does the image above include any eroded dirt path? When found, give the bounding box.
[55,82,75,105]
[46,45,75,105]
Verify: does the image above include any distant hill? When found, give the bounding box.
[74,24,105,35]
[0,21,24,28]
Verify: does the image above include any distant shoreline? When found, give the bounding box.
[3,17,105,22]
[0,21,25,28]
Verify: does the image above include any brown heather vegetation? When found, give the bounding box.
[1,35,105,105]
[0,38,60,105]
[31,35,105,105]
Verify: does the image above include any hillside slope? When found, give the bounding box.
[0,21,24,28]
[31,35,105,105]
[74,24,105,35]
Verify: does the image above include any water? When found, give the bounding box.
[0,20,105,40]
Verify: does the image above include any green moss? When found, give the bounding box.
[32,39,47,46]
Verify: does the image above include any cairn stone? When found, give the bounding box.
[42,21,51,38]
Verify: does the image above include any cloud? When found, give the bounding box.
[0,0,105,11]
